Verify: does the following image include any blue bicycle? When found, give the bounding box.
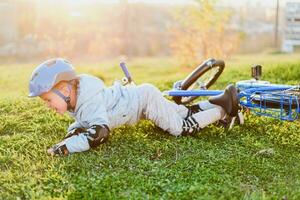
[165,58,300,121]
[119,59,300,121]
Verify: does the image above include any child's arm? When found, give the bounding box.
[67,121,84,133]
[47,125,110,156]
[65,122,85,139]
[48,98,110,156]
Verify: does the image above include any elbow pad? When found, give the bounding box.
[85,125,110,148]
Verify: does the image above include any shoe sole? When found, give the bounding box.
[228,84,239,117]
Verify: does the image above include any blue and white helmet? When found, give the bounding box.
[28,58,77,97]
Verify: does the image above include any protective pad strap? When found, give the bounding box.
[52,143,69,156]
[185,104,202,119]
[181,116,201,136]
[64,127,86,139]
[52,83,73,111]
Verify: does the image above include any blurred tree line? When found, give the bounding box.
[170,0,241,67]
[3,0,240,65]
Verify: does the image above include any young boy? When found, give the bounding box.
[28,58,239,156]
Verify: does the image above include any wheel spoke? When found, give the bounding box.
[173,60,224,104]
[198,67,219,87]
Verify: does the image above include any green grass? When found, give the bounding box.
[1,53,300,199]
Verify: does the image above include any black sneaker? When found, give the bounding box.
[208,84,239,117]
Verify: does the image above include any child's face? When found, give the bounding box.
[40,90,68,115]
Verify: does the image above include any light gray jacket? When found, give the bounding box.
[63,74,139,153]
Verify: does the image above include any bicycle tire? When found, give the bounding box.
[173,58,225,104]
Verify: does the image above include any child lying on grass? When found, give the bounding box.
[28,58,239,156]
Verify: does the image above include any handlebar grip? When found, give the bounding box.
[120,62,132,83]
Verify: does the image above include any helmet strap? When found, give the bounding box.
[52,83,74,112]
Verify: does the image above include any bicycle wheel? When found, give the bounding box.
[173,58,225,104]
[251,88,300,109]
[241,87,300,121]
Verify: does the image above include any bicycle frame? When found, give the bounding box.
[166,81,300,121]
[238,85,299,121]
[119,62,299,121]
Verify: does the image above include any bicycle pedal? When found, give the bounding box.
[220,111,244,130]
[228,117,236,130]
[237,111,245,125]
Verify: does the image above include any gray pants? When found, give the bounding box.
[136,84,224,136]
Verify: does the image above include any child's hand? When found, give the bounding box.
[47,147,55,156]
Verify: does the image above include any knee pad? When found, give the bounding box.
[85,125,110,148]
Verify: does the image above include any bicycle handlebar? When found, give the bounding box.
[120,62,133,84]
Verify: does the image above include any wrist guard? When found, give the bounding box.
[52,143,69,156]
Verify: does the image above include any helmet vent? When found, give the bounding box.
[31,72,38,81]
[45,59,57,67]
[63,59,70,64]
